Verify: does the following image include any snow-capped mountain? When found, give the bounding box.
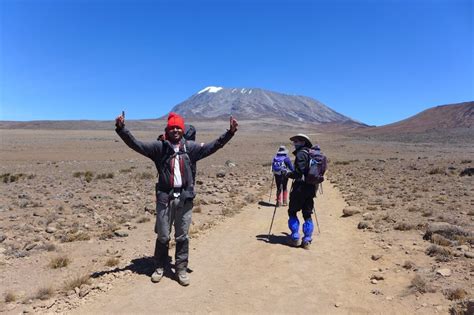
[170,86,365,125]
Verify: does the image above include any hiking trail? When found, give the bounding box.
[71,182,424,314]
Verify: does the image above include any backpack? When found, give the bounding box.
[272,155,287,175]
[183,124,196,141]
[304,148,327,185]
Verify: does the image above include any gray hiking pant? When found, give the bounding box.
[154,191,193,271]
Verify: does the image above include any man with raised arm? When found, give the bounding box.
[115,112,238,286]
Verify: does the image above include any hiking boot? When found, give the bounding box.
[282,200,287,206]
[276,200,280,207]
[151,267,164,283]
[177,270,190,286]
[302,241,311,250]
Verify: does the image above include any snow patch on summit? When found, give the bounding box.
[198,86,223,94]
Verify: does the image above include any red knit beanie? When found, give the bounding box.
[166,112,185,131]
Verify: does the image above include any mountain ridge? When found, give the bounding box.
[367,101,473,133]
[169,86,367,127]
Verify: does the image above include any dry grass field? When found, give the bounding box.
[0,124,472,314]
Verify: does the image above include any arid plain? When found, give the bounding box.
[0,121,472,314]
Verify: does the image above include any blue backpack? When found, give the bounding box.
[272,155,287,175]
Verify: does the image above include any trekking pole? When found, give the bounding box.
[268,176,274,203]
[268,182,283,239]
[320,183,323,195]
[313,207,321,234]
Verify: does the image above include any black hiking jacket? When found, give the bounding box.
[288,146,316,197]
[116,126,235,195]
[288,146,313,184]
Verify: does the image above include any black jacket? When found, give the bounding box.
[116,126,234,193]
[288,147,309,181]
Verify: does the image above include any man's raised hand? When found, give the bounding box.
[229,115,238,133]
[115,112,125,129]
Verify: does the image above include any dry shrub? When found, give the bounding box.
[407,206,420,212]
[119,168,132,173]
[34,286,55,300]
[116,217,127,224]
[38,243,57,252]
[99,224,119,240]
[84,171,94,182]
[422,210,433,217]
[63,274,91,292]
[449,299,474,315]
[394,222,415,231]
[334,160,351,165]
[229,190,238,198]
[1,173,27,183]
[428,167,445,175]
[194,206,202,213]
[222,207,233,217]
[426,244,452,261]
[61,231,91,243]
[460,159,472,164]
[410,274,435,293]
[4,291,17,303]
[73,171,94,182]
[136,217,150,223]
[244,194,257,204]
[454,235,474,245]
[136,172,154,180]
[431,234,452,246]
[402,260,415,270]
[96,173,114,179]
[49,255,71,269]
[444,288,468,301]
[105,257,120,267]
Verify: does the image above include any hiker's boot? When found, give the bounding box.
[288,216,300,247]
[151,267,164,283]
[282,191,288,206]
[176,270,190,286]
[302,219,314,250]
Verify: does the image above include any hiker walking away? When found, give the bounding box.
[286,134,317,249]
[271,146,294,207]
[115,112,238,286]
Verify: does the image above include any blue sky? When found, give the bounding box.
[1,0,472,126]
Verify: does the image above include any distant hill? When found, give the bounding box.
[169,86,367,128]
[369,101,473,133]
[0,119,164,131]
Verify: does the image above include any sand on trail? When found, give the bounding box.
[72,183,423,314]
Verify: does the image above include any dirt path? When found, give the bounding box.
[71,183,426,314]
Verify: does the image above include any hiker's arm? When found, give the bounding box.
[285,156,295,172]
[192,129,235,161]
[115,126,161,159]
[287,151,307,179]
[192,116,238,161]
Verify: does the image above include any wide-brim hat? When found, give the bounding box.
[277,145,288,155]
[290,134,313,148]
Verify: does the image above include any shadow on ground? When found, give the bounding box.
[258,201,276,207]
[256,232,292,247]
[91,256,193,281]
